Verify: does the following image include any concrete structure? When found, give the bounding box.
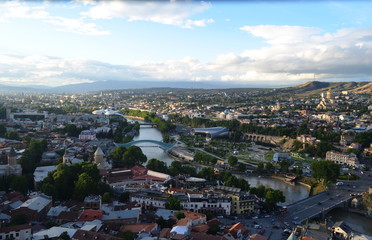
[326,151,359,167]
[317,91,336,110]
[230,194,256,215]
[79,130,97,141]
[193,127,229,139]
[11,194,53,222]
[94,146,104,169]
[0,224,32,240]
[0,147,22,177]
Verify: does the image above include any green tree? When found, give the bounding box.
[102,192,111,203]
[257,162,264,172]
[146,158,168,173]
[119,192,131,203]
[228,156,238,166]
[118,230,135,240]
[175,212,186,220]
[163,134,171,143]
[10,175,28,195]
[207,225,220,235]
[265,162,275,172]
[0,124,6,137]
[311,160,340,184]
[73,173,96,201]
[165,197,183,210]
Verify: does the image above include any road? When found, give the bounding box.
[284,170,371,224]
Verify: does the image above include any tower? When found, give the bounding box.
[7,147,17,166]
[94,146,104,168]
[326,91,332,99]
[62,150,70,164]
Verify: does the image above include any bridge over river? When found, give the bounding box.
[115,139,175,150]
[284,170,370,225]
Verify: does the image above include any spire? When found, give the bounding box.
[94,146,104,156]
[8,147,17,157]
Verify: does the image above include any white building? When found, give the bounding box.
[78,130,97,141]
[0,224,32,240]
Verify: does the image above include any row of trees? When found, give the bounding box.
[40,162,110,201]
[121,108,175,132]
[193,151,218,165]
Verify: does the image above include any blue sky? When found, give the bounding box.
[1,0,372,87]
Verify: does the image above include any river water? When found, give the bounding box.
[134,124,309,205]
[237,175,310,205]
[133,125,174,166]
[133,122,370,236]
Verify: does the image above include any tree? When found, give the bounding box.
[264,189,285,210]
[165,197,183,210]
[73,173,96,201]
[228,156,238,166]
[257,162,264,172]
[163,134,171,143]
[119,192,131,203]
[265,162,275,172]
[10,176,28,195]
[102,192,111,203]
[111,146,147,168]
[208,225,220,235]
[118,231,135,240]
[175,212,186,220]
[5,131,19,140]
[146,158,168,173]
[311,160,340,184]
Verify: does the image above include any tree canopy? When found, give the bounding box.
[110,146,147,168]
[311,160,340,183]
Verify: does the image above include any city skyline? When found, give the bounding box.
[1,0,372,87]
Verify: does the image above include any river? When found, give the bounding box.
[237,175,310,205]
[133,125,174,166]
[133,124,309,205]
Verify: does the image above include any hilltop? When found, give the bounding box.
[269,81,372,96]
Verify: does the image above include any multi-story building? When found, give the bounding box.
[326,151,359,167]
[0,224,32,240]
[131,192,231,215]
[230,194,256,215]
[182,194,231,215]
[78,130,96,141]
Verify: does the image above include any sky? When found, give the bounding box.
[1,0,372,87]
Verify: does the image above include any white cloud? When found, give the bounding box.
[0,1,109,35]
[1,26,372,86]
[82,1,214,28]
[45,16,109,35]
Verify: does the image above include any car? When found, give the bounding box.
[318,202,322,205]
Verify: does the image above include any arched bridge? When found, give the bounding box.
[115,140,175,150]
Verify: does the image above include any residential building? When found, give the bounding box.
[11,194,52,222]
[79,130,97,141]
[0,224,32,240]
[326,151,359,167]
[230,194,255,215]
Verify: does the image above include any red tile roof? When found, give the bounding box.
[78,209,103,221]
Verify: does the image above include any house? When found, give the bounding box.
[224,222,249,239]
[120,223,158,237]
[72,229,118,240]
[332,221,353,240]
[11,194,52,222]
[0,223,32,240]
[33,226,77,240]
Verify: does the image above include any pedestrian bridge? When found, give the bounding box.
[115,140,175,150]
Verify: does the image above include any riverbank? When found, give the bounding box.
[124,115,145,121]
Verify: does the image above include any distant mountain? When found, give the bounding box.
[271,81,372,96]
[50,80,265,93]
[0,80,370,94]
[0,84,44,94]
